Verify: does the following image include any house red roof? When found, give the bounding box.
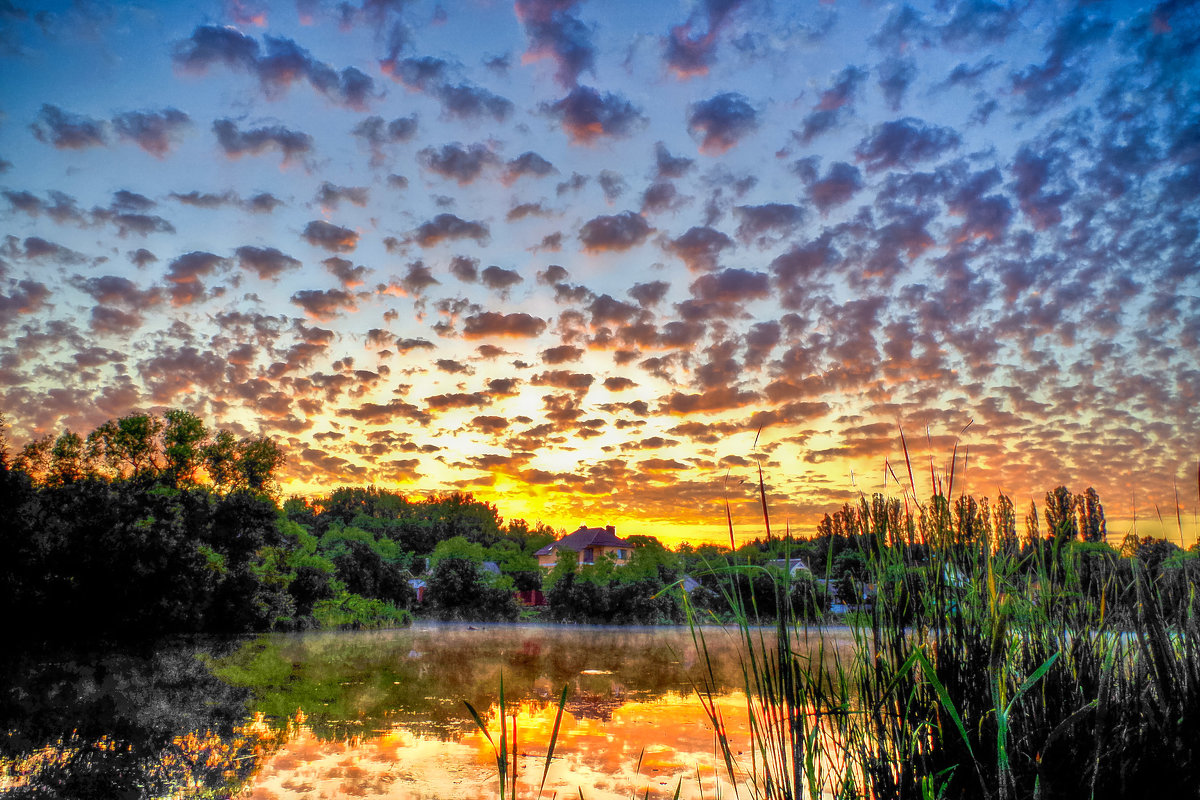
[535,525,633,556]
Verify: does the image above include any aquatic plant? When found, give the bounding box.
[465,672,569,800]
[692,446,1200,799]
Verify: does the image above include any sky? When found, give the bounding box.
[1,0,1198,546]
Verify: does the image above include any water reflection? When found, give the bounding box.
[0,640,284,798]
[2,624,856,798]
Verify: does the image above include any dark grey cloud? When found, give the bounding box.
[137,344,228,403]
[544,86,646,144]
[744,320,780,368]
[480,265,523,294]
[0,280,51,331]
[74,275,155,313]
[435,358,470,374]
[537,264,569,285]
[1009,8,1112,115]
[171,24,258,72]
[870,4,928,54]
[579,211,652,252]
[174,26,377,109]
[938,0,1024,49]
[815,64,868,112]
[353,114,418,165]
[128,248,158,268]
[541,344,583,364]
[12,236,86,263]
[537,231,564,250]
[943,56,1001,88]
[316,182,369,208]
[796,66,867,143]
[302,220,359,252]
[93,199,176,238]
[235,245,301,280]
[291,288,356,320]
[323,257,367,288]
[164,251,226,306]
[245,192,283,213]
[112,108,190,157]
[688,267,770,306]
[90,305,143,335]
[382,55,512,121]
[515,0,596,88]
[531,370,595,394]
[629,280,670,307]
[598,170,627,201]
[31,104,106,149]
[503,151,556,184]
[170,190,238,208]
[687,92,758,154]
[418,142,498,184]
[877,57,917,111]
[664,225,733,272]
[507,202,551,221]
[395,337,436,354]
[355,113,418,144]
[733,203,805,245]
[401,261,440,295]
[213,118,313,164]
[655,141,694,178]
[111,190,155,212]
[461,311,547,339]
[855,118,961,172]
[641,181,680,214]
[385,55,450,91]
[450,255,480,282]
[808,161,863,212]
[587,294,641,328]
[662,0,750,78]
[435,83,514,122]
[412,213,490,247]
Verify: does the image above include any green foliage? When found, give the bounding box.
[161,409,207,487]
[426,556,520,621]
[693,477,1200,800]
[312,592,410,629]
[430,534,487,568]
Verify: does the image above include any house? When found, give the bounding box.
[536,524,635,568]
[766,558,810,575]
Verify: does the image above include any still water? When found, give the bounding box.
[1,623,855,799]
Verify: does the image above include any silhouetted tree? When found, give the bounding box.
[992,493,1018,552]
[1044,486,1077,543]
[1076,486,1106,543]
[161,409,208,488]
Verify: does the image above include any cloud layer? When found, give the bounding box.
[2,0,1197,544]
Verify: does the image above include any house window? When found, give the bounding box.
[618,549,626,560]
[583,548,594,564]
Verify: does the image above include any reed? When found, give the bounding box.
[465,673,569,800]
[691,448,1200,799]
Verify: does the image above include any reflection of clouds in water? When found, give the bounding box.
[247,694,752,800]
[240,626,860,797]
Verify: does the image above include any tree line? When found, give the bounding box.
[3,410,1195,640]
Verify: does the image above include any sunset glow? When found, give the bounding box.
[2,0,1198,545]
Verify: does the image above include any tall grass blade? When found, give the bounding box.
[537,684,570,800]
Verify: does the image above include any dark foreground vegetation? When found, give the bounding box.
[691,467,1200,800]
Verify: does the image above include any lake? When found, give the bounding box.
[1,623,858,799]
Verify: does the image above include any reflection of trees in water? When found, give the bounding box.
[214,625,751,740]
[0,640,285,798]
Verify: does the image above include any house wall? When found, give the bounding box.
[537,544,632,569]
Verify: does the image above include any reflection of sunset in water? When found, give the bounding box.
[247,692,754,799]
